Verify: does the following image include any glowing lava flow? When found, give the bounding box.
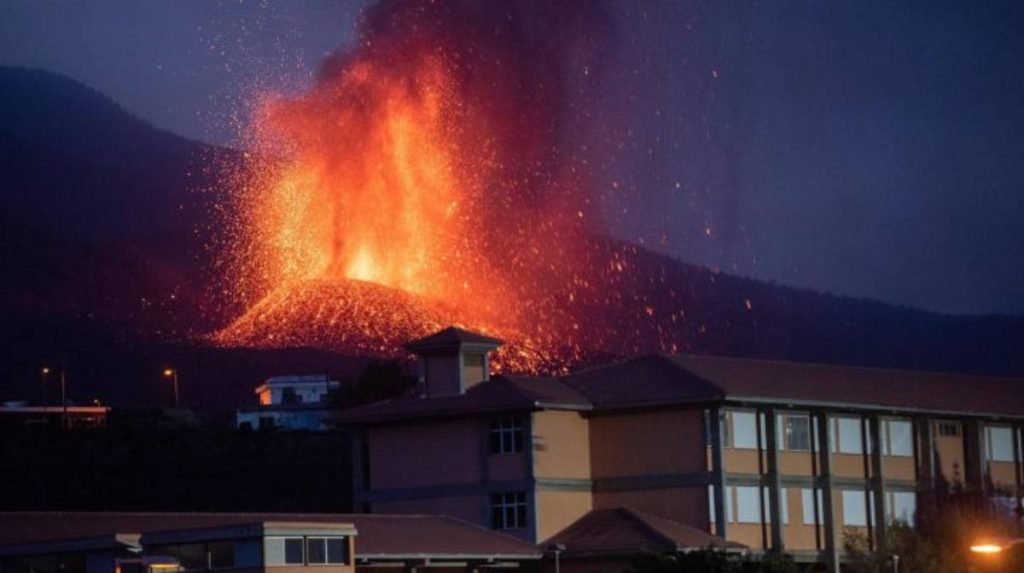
[211,1,602,372]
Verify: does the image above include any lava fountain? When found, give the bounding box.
[213,1,682,371]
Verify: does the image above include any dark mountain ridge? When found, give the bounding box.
[0,66,1020,410]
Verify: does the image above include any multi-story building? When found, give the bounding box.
[341,327,1024,571]
[237,375,341,431]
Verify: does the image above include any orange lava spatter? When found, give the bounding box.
[211,1,691,373]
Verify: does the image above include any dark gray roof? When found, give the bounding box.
[403,327,503,353]
[339,375,591,424]
[542,507,745,556]
[0,512,541,559]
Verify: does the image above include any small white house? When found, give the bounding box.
[237,374,341,431]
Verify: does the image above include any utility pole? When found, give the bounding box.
[60,366,68,430]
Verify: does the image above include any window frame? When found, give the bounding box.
[488,417,525,455]
[490,491,528,530]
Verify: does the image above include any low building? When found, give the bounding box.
[0,404,109,429]
[340,327,1024,572]
[0,512,540,573]
[237,375,341,431]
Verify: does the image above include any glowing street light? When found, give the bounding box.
[970,537,1024,554]
[163,368,180,408]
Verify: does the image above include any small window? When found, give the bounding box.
[834,417,864,454]
[888,491,916,525]
[731,411,758,449]
[284,538,304,565]
[986,426,1015,462]
[884,419,913,457]
[735,486,761,523]
[307,538,327,565]
[464,353,484,368]
[784,415,811,451]
[937,421,960,437]
[842,490,872,527]
[326,538,349,565]
[490,492,528,530]
[801,488,823,526]
[489,417,524,454]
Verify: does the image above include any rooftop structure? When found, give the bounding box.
[341,327,1024,572]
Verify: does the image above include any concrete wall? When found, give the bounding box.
[594,486,708,527]
[590,409,705,478]
[535,489,594,542]
[533,411,591,480]
[424,354,460,397]
[367,419,479,489]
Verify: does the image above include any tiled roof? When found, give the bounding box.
[0,512,541,558]
[338,375,591,424]
[542,507,745,556]
[404,327,503,353]
[339,352,1024,424]
[562,353,1024,417]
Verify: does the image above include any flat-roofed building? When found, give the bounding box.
[0,512,540,573]
[341,327,1024,571]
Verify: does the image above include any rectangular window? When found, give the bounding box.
[937,421,960,437]
[326,538,348,565]
[842,490,870,527]
[835,417,864,454]
[986,426,1015,462]
[885,419,913,457]
[763,487,789,524]
[731,411,759,449]
[784,415,811,451]
[490,492,528,530]
[801,488,823,526]
[307,538,327,565]
[489,417,524,454]
[285,538,304,565]
[888,492,916,525]
[735,486,761,523]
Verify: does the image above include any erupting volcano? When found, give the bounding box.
[212,0,692,371]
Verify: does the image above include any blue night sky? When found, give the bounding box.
[1,0,1022,315]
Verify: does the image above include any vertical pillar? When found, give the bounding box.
[1013,425,1023,516]
[351,429,366,511]
[709,407,728,540]
[868,415,887,549]
[524,413,539,543]
[914,417,935,509]
[815,412,839,573]
[764,408,784,551]
[962,419,984,492]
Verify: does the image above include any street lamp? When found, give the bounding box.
[40,366,51,410]
[547,543,566,573]
[970,537,1024,554]
[163,368,180,408]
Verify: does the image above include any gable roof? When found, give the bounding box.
[0,512,541,559]
[542,507,745,557]
[561,353,1024,418]
[339,375,591,424]
[404,327,503,353]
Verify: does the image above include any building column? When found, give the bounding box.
[709,407,728,540]
[914,416,935,507]
[867,415,887,549]
[1014,425,1023,516]
[815,411,839,573]
[962,419,985,492]
[763,408,784,552]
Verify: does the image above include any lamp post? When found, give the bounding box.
[59,366,68,430]
[548,543,566,573]
[40,366,50,411]
[163,368,179,408]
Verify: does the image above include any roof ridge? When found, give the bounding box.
[614,507,686,550]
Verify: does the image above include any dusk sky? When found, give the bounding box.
[2,0,1022,316]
